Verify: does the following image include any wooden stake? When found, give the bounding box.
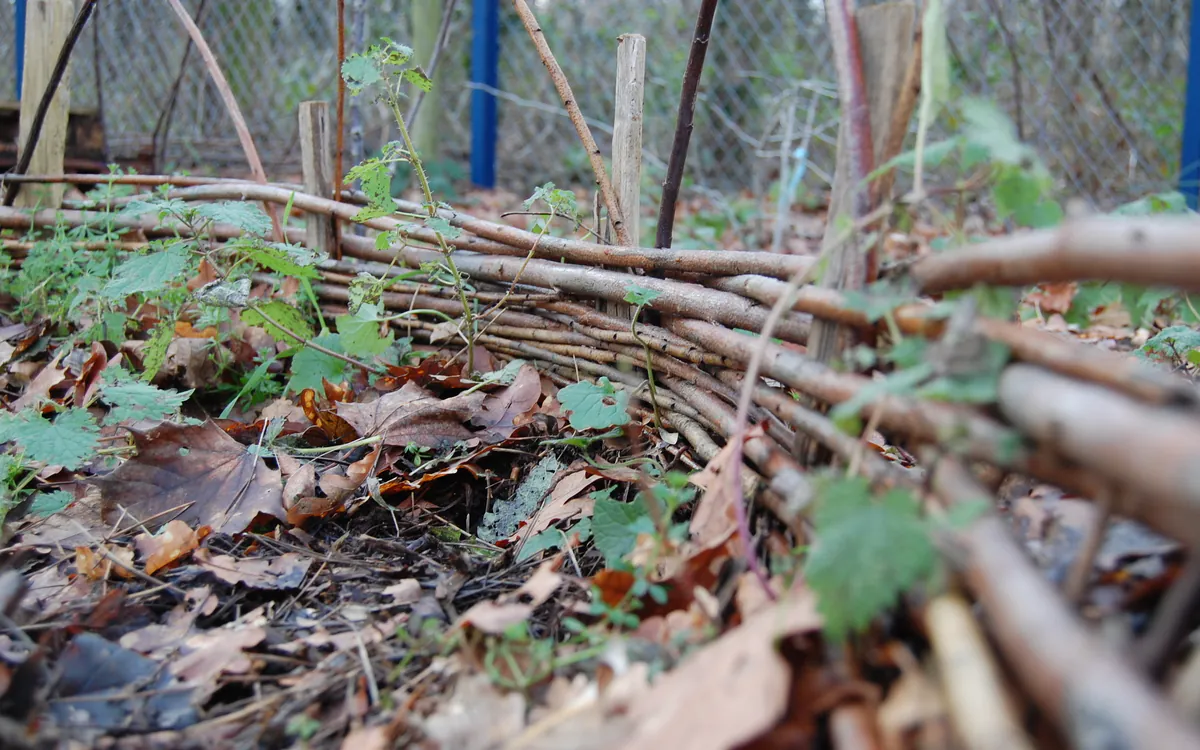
[16,0,75,209]
[600,33,647,320]
[299,101,336,257]
[807,2,916,366]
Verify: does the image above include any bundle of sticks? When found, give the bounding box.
[5,172,1200,746]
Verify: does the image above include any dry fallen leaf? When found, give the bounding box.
[194,549,312,590]
[472,363,542,442]
[336,380,486,448]
[420,672,526,750]
[95,420,285,534]
[619,583,823,750]
[134,520,203,575]
[457,560,564,634]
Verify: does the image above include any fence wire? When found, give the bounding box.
[0,0,1189,209]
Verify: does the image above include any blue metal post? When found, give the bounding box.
[15,0,27,101]
[470,0,499,188]
[1181,0,1200,208]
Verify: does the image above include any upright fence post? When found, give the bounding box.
[14,0,26,101]
[299,101,336,257]
[470,0,498,188]
[1181,0,1200,209]
[16,0,74,209]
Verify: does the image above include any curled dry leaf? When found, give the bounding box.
[457,560,564,635]
[620,584,823,750]
[193,549,312,590]
[11,351,67,412]
[134,519,204,575]
[336,380,485,448]
[75,544,136,581]
[471,363,542,442]
[94,420,285,534]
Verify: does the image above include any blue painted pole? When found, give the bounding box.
[470,0,498,188]
[15,0,27,101]
[1180,0,1200,208]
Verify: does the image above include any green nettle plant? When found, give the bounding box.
[341,38,480,372]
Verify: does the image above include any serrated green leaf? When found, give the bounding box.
[1120,285,1172,328]
[403,67,433,93]
[2,408,100,470]
[558,378,631,431]
[141,319,175,382]
[830,364,935,430]
[247,245,322,280]
[424,216,462,240]
[195,202,272,236]
[243,301,313,343]
[342,54,382,93]
[287,333,349,394]
[336,304,393,358]
[592,496,653,567]
[101,380,193,425]
[804,479,937,639]
[1139,325,1200,362]
[29,489,74,518]
[101,247,191,300]
[623,284,662,308]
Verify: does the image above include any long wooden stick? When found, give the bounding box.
[655,0,719,250]
[510,0,630,247]
[164,0,282,242]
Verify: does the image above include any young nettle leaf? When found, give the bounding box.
[287,333,349,394]
[623,284,661,308]
[29,489,74,518]
[347,159,395,221]
[0,408,100,471]
[341,54,383,93]
[348,272,386,313]
[1138,325,1200,364]
[524,182,578,220]
[246,243,324,280]
[243,301,314,343]
[424,216,463,240]
[336,303,394,358]
[141,319,175,382]
[803,477,938,639]
[120,196,190,223]
[403,66,433,93]
[961,98,1032,166]
[1120,284,1172,329]
[101,380,194,425]
[100,247,191,300]
[557,377,631,431]
[195,202,272,236]
[592,495,654,567]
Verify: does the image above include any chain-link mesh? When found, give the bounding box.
[0,0,1189,208]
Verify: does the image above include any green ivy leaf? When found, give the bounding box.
[243,301,313,343]
[558,378,631,431]
[287,333,349,394]
[592,496,654,567]
[101,380,194,425]
[101,247,191,300]
[141,319,175,382]
[195,202,272,236]
[29,489,74,518]
[0,408,100,471]
[804,477,937,640]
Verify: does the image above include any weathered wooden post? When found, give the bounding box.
[806,2,917,367]
[15,0,75,209]
[299,101,336,257]
[599,33,647,320]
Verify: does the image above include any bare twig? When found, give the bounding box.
[3,0,97,207]
[334,0,347,259]
[655,0,720,250]
[510,0,630,247]
[152,0,210,173]
[164,0,283,242]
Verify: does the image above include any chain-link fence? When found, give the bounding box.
[0,0,1190,208]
